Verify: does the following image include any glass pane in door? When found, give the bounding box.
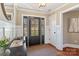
[40,18,45,44]
[23,16,28,36]
[41,18,45,35]
[31,18,39,36]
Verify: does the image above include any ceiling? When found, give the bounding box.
[16,3,64,12]
[5,3,65,13]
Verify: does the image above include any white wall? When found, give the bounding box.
[15,25,23,37]
[0,20,14,41]
[48,13,58,47]
[48,12,63,50]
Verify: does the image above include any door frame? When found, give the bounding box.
[60,4,79,49]
[21,14,46,45]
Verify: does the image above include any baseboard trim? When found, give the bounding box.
[64,44,79,48]
[47,43,62,51]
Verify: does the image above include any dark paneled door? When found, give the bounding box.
[29,17,40,46]
[23,16,45,46]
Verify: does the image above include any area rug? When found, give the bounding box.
[57,47,79,56]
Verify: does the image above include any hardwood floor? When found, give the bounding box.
[27,44,57,56]
[27,44,79,56]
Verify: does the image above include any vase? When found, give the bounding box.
[0,47,4,56]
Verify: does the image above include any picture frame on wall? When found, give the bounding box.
[68,17,79,33]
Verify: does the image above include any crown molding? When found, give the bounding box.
[48,4,69,15]
[16,6,48,15]
[4,3,69,16]
[14,4,67,16]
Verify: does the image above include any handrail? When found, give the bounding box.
[1,3,9,20]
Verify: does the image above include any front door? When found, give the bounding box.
[23,16,45,46]
[29,17,40,46]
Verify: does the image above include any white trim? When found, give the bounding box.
[64,44,79,48]
[16,7,48,15]
[13,4,17,38]
[15,4,67,15]
[62,4,79,13]
[59,12,64,50]
[49,4,68,14]
[22,14,46,18]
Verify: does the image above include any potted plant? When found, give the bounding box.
[0,37,9,56]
